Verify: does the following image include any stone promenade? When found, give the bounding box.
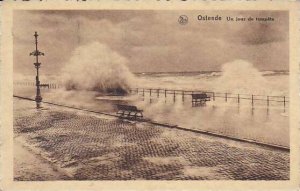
[14,98,289,180]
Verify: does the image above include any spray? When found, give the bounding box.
[62,42,135,94]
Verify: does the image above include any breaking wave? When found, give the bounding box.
[213,59,287,95]
[62,42,135,94]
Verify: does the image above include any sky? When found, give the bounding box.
[13,10,289,75]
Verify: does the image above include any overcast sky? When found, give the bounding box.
[13,10,289,75]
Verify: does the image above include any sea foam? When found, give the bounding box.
[62,42,135,94]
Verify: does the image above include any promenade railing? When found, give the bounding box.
[13,82,288,108]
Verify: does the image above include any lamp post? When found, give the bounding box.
[30,31,45,108]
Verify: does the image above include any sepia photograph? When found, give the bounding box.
[10,9,293,181]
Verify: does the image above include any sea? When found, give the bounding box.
[13,70,290,148]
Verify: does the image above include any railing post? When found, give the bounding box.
[213,92,215,101]
[157,89,159,98]
[225,93,227,102]
[237,94,240,104]
[267,96,269,107]
[150,89,152,97]
[252,95,254,107]
[142,88,145,97]
[283,96,286,108]
[173,90,176,102]
[164,89,167,103]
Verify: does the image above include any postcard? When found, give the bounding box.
[1,1,299,190]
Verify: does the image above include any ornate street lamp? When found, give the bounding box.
[30,31,45,108]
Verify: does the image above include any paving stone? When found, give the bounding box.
[14,99,289,180]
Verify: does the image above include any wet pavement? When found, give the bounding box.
[14,98,289,180]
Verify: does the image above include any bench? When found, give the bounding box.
[192,93,211,106]
[116,104,143,119]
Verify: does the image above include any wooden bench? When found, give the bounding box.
[192,93,211,106]
[116,104,143,119]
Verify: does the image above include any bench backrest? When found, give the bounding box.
[117,104,138,111]
[192,93,210,99]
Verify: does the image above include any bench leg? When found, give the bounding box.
[137,112,143,118]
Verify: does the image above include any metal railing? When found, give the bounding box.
[13,82,289,107]
[14,81,62,89]
[129,88,288,108]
